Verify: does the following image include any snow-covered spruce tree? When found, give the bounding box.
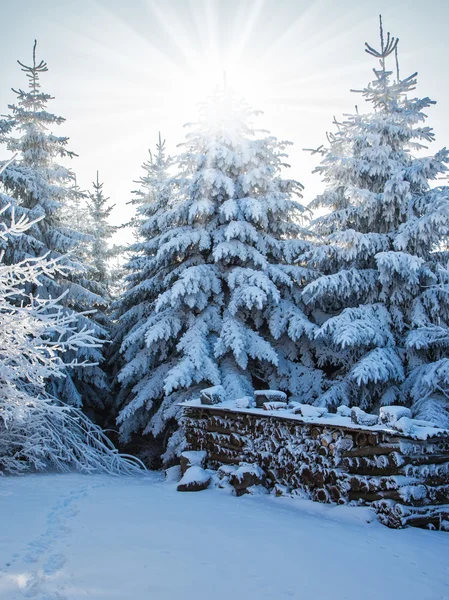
[302,19,449,426]
[85,172,120,304]
[126,133,174,237]
[0,41,109,411]
[115,93,318,462]
[110,134,178,460]
[111,134,174,360]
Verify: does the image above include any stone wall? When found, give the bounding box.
[182,404,449,530]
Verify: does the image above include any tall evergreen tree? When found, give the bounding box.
[302,19,449,426]
[85,172,120,304]
[127,133,173,237]
[114,94,318,462]
[110,134,177,459]
[0,41,109,411]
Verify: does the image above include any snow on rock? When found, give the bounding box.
[177,466,211,492]
[180,450,207,475]
[254,390,287,407]
[351,407,379,426]
[379,406,412,425]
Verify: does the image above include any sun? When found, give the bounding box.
[141,0,286,113]
[43,0,375,243]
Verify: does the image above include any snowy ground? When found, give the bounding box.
[0,473,448,600]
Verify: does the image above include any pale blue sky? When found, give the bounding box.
[1,0,448,238]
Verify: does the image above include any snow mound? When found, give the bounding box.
[293,404,327,418]
[235,396,253,409]
[200,385,226,405]
[351,407,379,426]
[263,401,288,411]
[392,416,440,439]
[165,465,182,482]
[379,406,411,425]
[337,405,352,418]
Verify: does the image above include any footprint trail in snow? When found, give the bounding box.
[1,482,105,600]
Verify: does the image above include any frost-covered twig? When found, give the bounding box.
[0,395,145,475]
[0,211,145,474]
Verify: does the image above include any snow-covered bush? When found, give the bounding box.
[0,196,143,474]
[302,20,449,426]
